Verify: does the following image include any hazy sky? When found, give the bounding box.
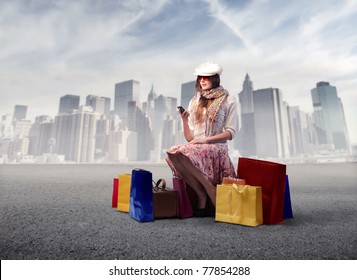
[1,0,356,143]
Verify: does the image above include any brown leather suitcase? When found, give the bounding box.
[153,179,179,219]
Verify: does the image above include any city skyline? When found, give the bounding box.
[1,0,356,143]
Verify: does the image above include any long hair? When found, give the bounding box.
[194,74,221,123]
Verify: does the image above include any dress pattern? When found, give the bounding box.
[166,143,236,186]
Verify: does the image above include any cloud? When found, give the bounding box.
[0,0,356,142]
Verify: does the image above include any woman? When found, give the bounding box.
[166,62,237,216]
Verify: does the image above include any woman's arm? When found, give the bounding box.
[190,95,237,144]
[181,110,194,142]
[190,130,232,144]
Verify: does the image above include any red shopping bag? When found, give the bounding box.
[172,177,193,218]
[112,178,118,208]
[237,157,286,224]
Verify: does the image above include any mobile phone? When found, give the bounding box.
[177,106,185,114]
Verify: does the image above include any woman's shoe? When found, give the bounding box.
[194,208,206,217]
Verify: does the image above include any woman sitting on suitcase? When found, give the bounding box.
[166,62,237,217]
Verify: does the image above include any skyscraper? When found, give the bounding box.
[86,95,111,116]
[0,114,14,138]
[53,114,72,158]
[127,101,153,161]
[58,95,80,114]
[67,106,100,163]
[253,88,290,158]
[13,105,27,121]
[238,74,256,156]
[28,115,53,156]
[180,81,196,109]
[311,82,350,150]
[114,80,140,127]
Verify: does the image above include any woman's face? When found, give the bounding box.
[197,76,213,90]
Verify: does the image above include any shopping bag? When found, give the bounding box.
[117,174,131,212]
[215,184,263,227]
[222,177,246,185]
[153,179,179,219]
[283,175,294,219]
[172,177,193,218]
[237,157,286,224]
[129,169,154,222]
[112,178,119,208]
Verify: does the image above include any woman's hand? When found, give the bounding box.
[189,138,208,144]
[180,110,189,122]
[189,131,232,145]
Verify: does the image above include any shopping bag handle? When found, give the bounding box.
[153,178,167,192]
[228,184,248,216]
[232,184,248,194]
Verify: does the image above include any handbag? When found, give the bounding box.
[117,174,131,212]
[215,184,263,227]
[153,179,179,219]
[237,157,286,224]
[283,175,294,219]
[129,169,154,222]
[172,177,193,218]
[112,178,118,208]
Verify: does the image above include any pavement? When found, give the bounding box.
[0,162,356,260]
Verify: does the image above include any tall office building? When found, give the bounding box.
[13,105,27,121]
[127,101,153,161]
[67,106,100,163]
[238,74,256,156]
[0,114,14,138]
[58,95,80,114]
[287,106,305,156]
[95,115,110,160]
[311,82,350,150]
[180,81,196,109]
[108,128,137,162]
[13,120,32,138]
[114,80,140,127]
[153,95,172,133]
[147,84,157,107]
[28,115,53,156]
[162,115,176,149]
[253,88,290,158]
[53,114,72,158]
[86,95,111,116]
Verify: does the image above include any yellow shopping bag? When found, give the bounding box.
[215,184,263,227]
[117,174,131,212]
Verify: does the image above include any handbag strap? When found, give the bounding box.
[153,178,166,192]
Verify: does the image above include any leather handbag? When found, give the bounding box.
[153,179,179,219]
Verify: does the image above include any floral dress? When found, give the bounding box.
[166,89,237,186]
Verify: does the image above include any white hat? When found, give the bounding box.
[193,61,223,76]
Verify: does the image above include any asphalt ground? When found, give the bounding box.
[0,162,356,260]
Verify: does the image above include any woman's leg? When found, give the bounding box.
[168,152,216,207]
[167,153,207,208]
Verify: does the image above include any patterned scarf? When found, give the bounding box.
[191,86,228,136]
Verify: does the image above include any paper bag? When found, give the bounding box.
[117,174,131,212]
[216,184,263,227]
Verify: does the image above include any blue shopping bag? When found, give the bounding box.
[129,169,154,222]
[283,175,294,219]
